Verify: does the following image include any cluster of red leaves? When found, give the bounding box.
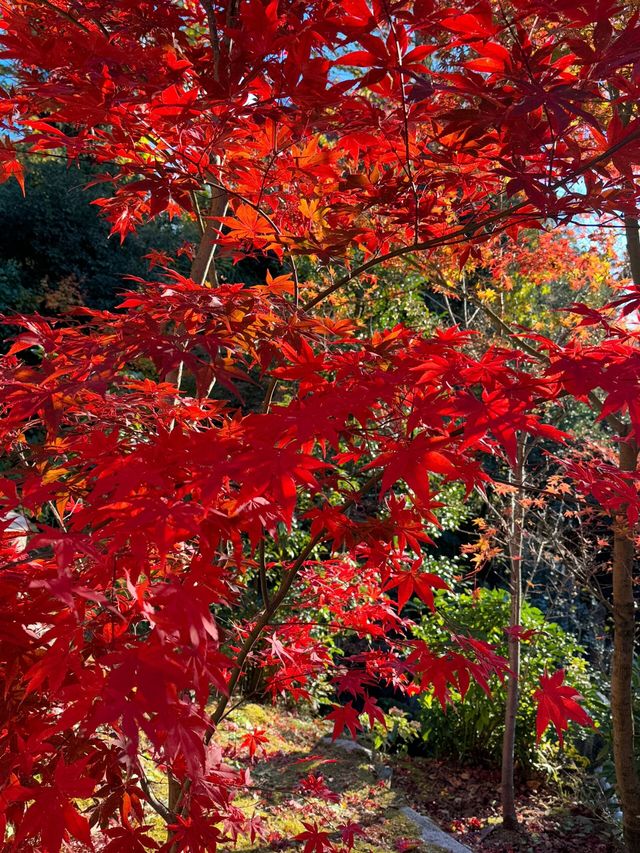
[0,0,639,255]
[536,323,640,522]
[1,0,639,849]
[0,273,572,849]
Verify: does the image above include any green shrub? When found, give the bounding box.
[413,588,601,774]
[591,658,640,809]
[364,706,421,759]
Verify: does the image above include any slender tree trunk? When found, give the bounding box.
[166,0,230,821]
[610,209,640,853]
[625,215,640,289]
[167,773,182,821]
[189,184,229,286]
[501,438,525,829]
[166,186,228,820]
[612,435,640,852]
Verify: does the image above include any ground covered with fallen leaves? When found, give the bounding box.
[145,702,622,852]
[392,755,622,853]
[214,703,439,852]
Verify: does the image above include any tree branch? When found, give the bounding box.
[139,772,173,823]
[169,471,383,828]
[302,125,640,313]
[33,0,109,36]
[258,537,270,607]
[625,216,640,288]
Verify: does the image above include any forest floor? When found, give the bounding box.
[392,754,621,853]
[208,703,622,853]
[214,702,442,852]
[143,702,619,852]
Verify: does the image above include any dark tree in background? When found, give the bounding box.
[0,157,283,324]
[0,158,195,315]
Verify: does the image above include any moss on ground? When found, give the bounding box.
[139,702,451,851]
[214,702,448,852]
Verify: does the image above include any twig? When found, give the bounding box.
[258,537,270,607]
[139,772,173,822]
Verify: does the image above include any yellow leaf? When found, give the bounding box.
[42,467,69,485]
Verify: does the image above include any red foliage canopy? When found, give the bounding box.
[0,0,639,849]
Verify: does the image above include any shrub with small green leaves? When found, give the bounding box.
[364,706,421,759]
[413,588,601,774]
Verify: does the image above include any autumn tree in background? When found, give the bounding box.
[411,225,628,830]
[0,0,640,851]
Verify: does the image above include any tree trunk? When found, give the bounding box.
[501,439,525,830]
[190,184,228,286]
[166,186,229,820]
[612,436,640,852]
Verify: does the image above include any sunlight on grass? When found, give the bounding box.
[139,702,451,852]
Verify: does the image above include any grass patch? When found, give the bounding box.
[214,703,450,852]
[137,702,453,851]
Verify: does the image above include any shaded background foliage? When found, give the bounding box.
[0,158,191,314]
[0,156,282,323]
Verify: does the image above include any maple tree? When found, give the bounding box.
[0,0,640,851]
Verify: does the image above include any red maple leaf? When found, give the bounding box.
[295,821,333,853]
[384,570,450,613]
[12,758,94,851]
[362,695,386,730]
[340,821,365,848]
[326,701,363,740]
[534,669,594,745]
[503,625,539,642]
[298,772,339,803]
[240,727,269,758]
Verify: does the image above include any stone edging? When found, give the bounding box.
[326,738,473,853]
[400,806,474,853]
